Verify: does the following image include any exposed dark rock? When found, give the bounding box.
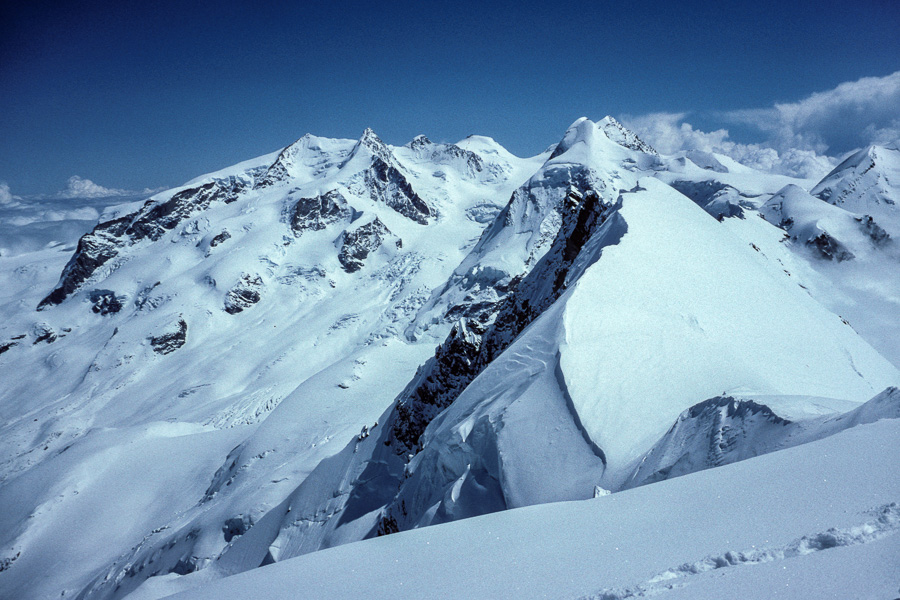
[38,216,130,309]
[375,513,400,536]
[32,323,57,345]
[170,557,199,576]
[209,230,231,248]
[856,215,891,246]
[224,274,263,314]
[89,289,124,315]
[408,134,433,151]
[39,177,250,308]
[127,182,223,242]
[390,185,623,454]
[808,232,855,261]
[255,147,296,189]
[625,396,792,489]
[149,318,187,355]
[0,551,20,573]
[134,282,163,311]
[222,515,254,543]
[352,128,396,165]
[363,157,432,224]
[290,189,352,235]
[600,116,659,155]
[337,218,393,273]
[0,341,17,355]
[345,129,433,224]
[408,135,486,178]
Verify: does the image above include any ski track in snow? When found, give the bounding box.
[579,502,900,600]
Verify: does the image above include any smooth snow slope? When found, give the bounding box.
[156,417,900,600]
[561,177,898,478]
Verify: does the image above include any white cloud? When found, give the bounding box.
[621,72,900,180]
[724,71,900,154]
[57,175,129,198]
[0,181,14,204]
[620,112,730,155]
[621,112,835,179]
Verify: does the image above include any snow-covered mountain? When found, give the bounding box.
[1,118,898,600]
[811,144,900,229]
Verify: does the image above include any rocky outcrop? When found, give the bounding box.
[126,179,247,242]
[390,185,623,454]
[337,218,394,273]
[856,215,891,246]
[290,190,352,234]
[38,216,131,308]
[598,116,659,155]
[346,129,433,224]
[149,317,188,355]
[209,230,231,248]
[222,515,254,543]
[255,143,302,190]
[224,275,263,314]
[254,134,350,190]
[360,158,431,224]
[408,135,487,179]
[32,323,58,345]
[808,231,855,261]
[89,289,124,315]
[39,177,252,308]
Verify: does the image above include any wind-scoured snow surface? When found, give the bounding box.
[1,119,898,600]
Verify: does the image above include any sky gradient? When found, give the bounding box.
[2,0,899,196]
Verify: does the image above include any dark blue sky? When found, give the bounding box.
[2,0,899,195]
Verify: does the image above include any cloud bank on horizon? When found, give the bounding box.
[622,71,900,179]
[57,175,130,199]
[0,176,164,204]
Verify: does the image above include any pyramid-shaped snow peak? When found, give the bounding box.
[810,145,900,231]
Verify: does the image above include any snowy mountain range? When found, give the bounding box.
[1,117,898,600]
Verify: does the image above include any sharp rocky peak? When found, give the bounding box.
[349,127,395,165]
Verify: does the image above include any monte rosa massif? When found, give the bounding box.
[1,117,898,600]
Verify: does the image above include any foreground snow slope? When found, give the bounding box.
[155,417,900,600]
